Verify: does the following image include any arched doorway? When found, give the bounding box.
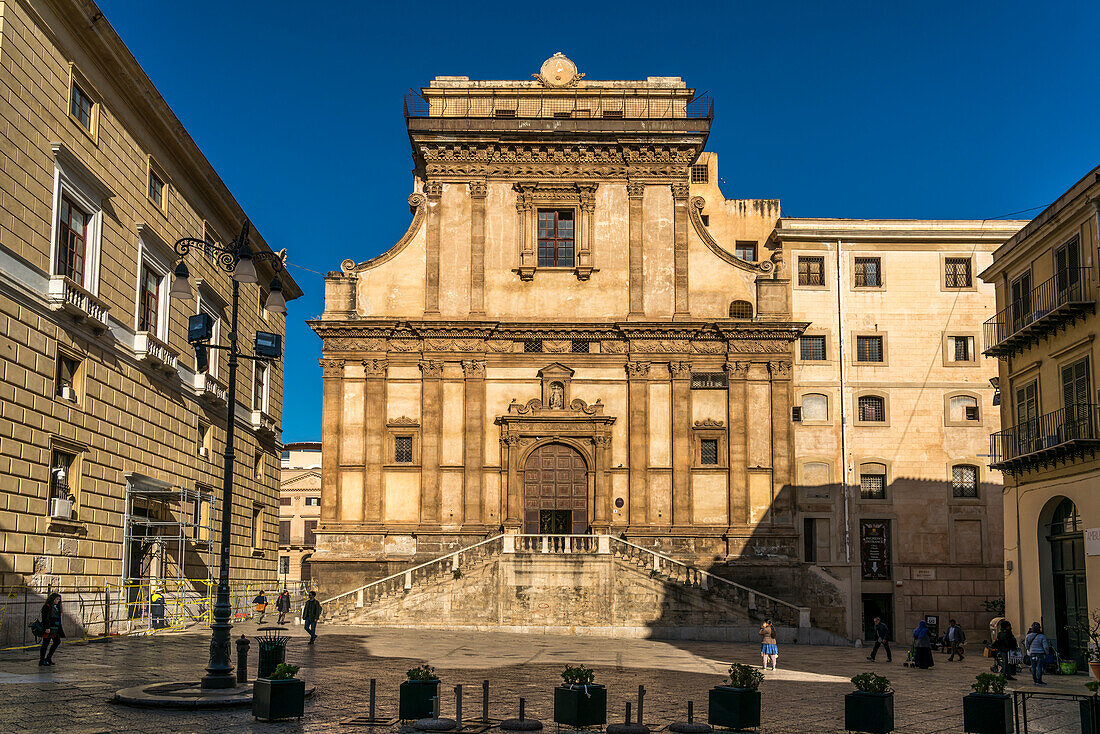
[1046,498,1088,664]
[523,443,588,534]
[300,554,312,584]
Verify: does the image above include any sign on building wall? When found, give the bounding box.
[861,520,892,580]
[1085,527,1100,556]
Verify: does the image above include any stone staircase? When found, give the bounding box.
[321,534,844,643]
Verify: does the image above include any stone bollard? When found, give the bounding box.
[235,634,250,684]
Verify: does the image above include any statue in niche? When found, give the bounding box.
[549,382,565,409]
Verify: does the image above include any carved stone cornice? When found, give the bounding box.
[361,358,387,377]
[689,196,775,275]
[418,360,444,378]
[387,416,419,427]
[461,360,486,378]
[423,180,444,199]
[341,194,426,273]
[506,397,604,416]
[693,418,725,428]
[468,180,488,198]
[319,358,345,378]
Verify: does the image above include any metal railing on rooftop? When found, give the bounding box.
[989,403,1100,470]
[983,268,1094,357]
[404,90,713,120]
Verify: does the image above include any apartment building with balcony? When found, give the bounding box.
[980,162,1100,666]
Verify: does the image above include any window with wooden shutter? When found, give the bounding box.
[1062,357,1091,439]
[279,521,290,544]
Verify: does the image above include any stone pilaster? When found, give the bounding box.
[462,359,485,526]
[769,359,793,524]
[319,359,344,523]
[626,360,650,526]
[672,182,691,318]
[468,181,487,316]
[576,183,597,280]
[670,360,692,528]
[419,359,444,525]
[593,433,613,532]
[362,358,387,524]
[424,180,443,315]
[627,182,645,317]
[725,360,749,526]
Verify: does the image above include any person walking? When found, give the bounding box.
[993,619,1018,680]
[253,590,268,624]
[303,590,322,644]
[1024,622,1050,685]
[913,620,935,669]
[759,618,778,670]
[276,589,291,625]
[945,619,966,661]
[867,617,892,662]
[38,593,64,666]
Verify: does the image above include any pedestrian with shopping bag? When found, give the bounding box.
[253,590,268,624]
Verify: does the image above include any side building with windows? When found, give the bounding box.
[980,162,1100,667]
[279,442,322,586]
[0,0,302,632]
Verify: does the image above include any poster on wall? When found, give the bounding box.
[861,520,892,580]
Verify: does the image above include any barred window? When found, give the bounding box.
[854,257,882,287]
[856,335,884,363]
[700,439,719,465]
[729,300,753,319]
[691,372,728,389]
[952,464,979,498]
[691,164,709,183]
[800,335,826,361]
[858,395,886,422]
[394,436,413,463]
[798,256,825,286]
[860,473,886,500]
[949,336,974,362]
[945,257,973,288]
[571,339,589,354]
[524,338,543,353]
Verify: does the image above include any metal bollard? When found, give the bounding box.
[637,685,645,724]
[519,697,526,721]
[433,695,440,719]
[235,634,250,684]
[625,702,632,725]
[687,701,694,724]
[456,684,463,727]
[483,680,490,722]
[369,678,376,720]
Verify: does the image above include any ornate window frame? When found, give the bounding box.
[691,419,727,468]
[386,417,421,468]
[513,182,598,281]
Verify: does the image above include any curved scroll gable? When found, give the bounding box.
[689,196,774,276]
[341,193,427,273]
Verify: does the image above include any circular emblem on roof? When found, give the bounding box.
[539,53,579,87]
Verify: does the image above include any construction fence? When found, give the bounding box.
[0,580,313,649]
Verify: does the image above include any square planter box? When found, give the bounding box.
[844,692,894,734]
[708,686,761,731]
[554,684,607,727]
[400,679,441,720]
[963,693,1013,734]
[253,678,305,721]
[1082,697,1100,734]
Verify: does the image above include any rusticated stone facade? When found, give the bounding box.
[311,56,805,596]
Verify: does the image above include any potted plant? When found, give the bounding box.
[400,664,441,720]
[554,664,606,727]
[708,663,763,731]
[963,673,1011,734]
[253,663,305,721]
[1082,611,1100,680]
[845,672,894,734]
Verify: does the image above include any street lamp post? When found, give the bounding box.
[171,221,287,689]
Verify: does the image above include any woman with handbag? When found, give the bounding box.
[1024,622,1050,685]
[38,593,64,666]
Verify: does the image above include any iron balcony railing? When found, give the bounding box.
[404,90,714,120]
[989,403,1100,470]
[983,268,1094,357]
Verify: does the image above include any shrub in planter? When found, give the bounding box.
[253,663,305,722]
[400,664,441,720]
[708,663,763,731]
[554,664,606,727]
[1081,681,1100,734]
[963,673,1012,734]
[844,672,894,734]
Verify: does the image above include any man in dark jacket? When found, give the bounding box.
[867,617,892,662]
[994,620,1018,680]
[303,591,322,644]
[945,619,966,661]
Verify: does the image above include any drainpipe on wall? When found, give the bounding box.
[836,240,851,565]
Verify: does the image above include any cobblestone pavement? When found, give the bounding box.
[0,622,1091,732]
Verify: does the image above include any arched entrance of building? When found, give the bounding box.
[1042,497,1088,665]
[523,442,588,534]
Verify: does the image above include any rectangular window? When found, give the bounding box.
[735,242,757,262]
[537,209,575,267]
[56,353,80,403]
[798,256,825,286]
[1011,271,1032,332]
[394,436,413,463]
[253,363,268,412]
[856,335,884,363]
[690,164,709,183]
[305,497,320,507]
[804,518,828,563]
[1055,238,1082,297]
[690,372,728,389]
[602,109,623,119]
[700,439,719,465]
[1062,357,1091,439]
[138,263,161,334]
[854,257,882,287]
[279,497,291,507]
[304,520,317,546]
[148,171,164,208]
[951,465,979,498]
[858,396,886,422]
[860,474,886,500]
[523,338,543,353]
[252,506,263,549]
[198,421,211,456]
[279,520,290,544]
[571,339,589,354]
[945,257,972,288]
[800,335,826,361]
[949,335,974,362]
[70,83,93,130]
[50,449,77,503]
[57,195,88,284]
[964,405,979,421]
[494,108,516,118]
[254,449,264,479]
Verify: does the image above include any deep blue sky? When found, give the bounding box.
[98,0,1100,443]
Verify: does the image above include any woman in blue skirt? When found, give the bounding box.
[759,618,778,670]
